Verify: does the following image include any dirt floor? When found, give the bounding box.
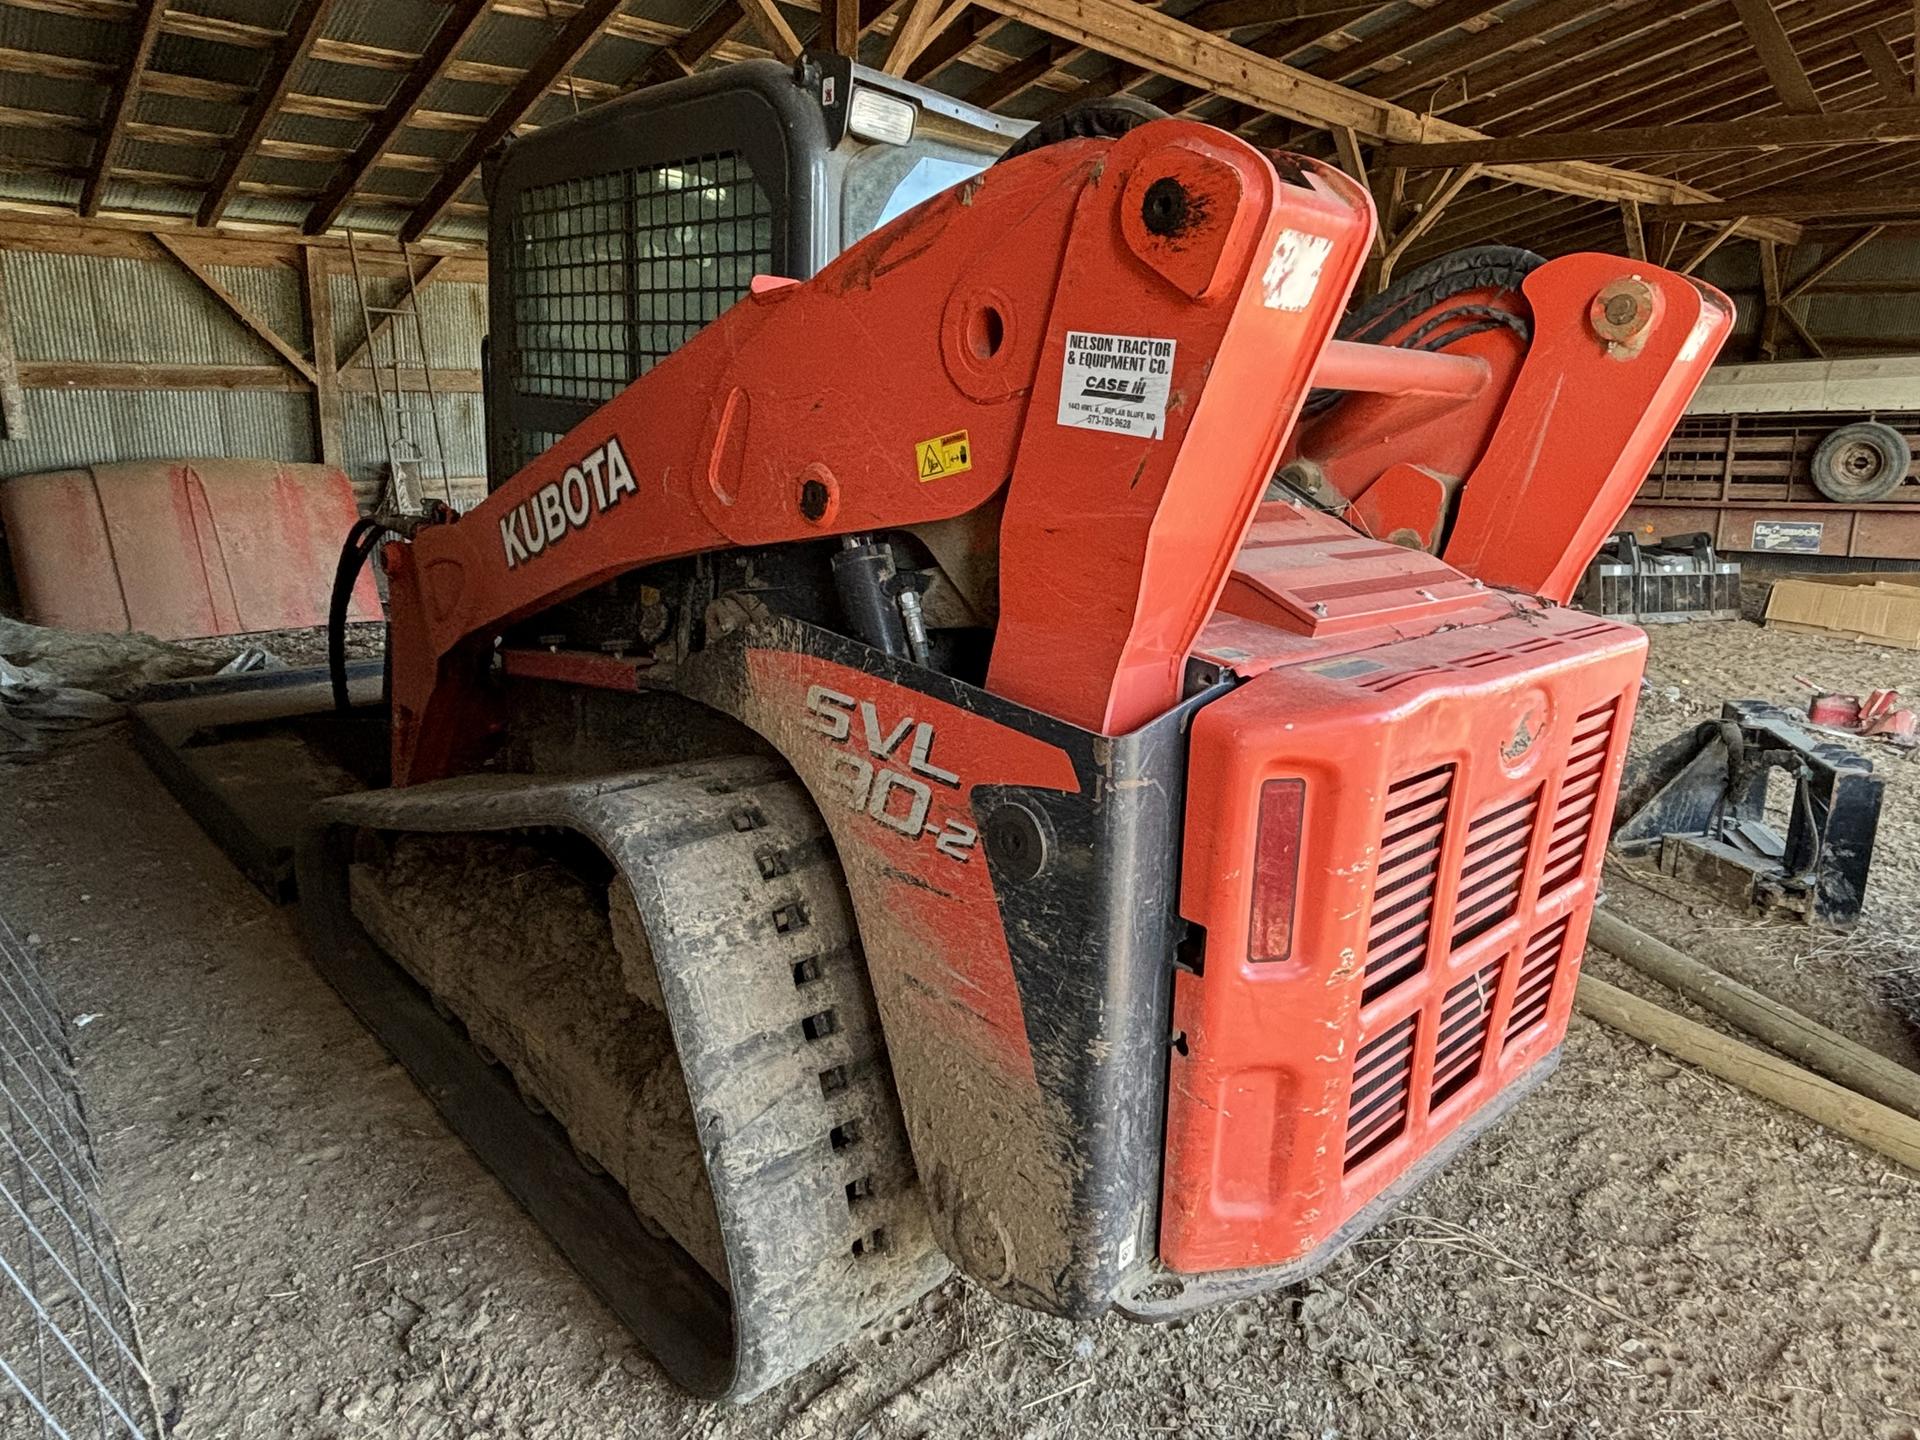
[3,605,1919,1439]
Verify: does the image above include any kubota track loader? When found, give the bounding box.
[136,54,1731,1401]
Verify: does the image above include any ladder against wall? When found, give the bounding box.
[345,230,454,514]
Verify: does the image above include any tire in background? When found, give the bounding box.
[1810,421,1912,503]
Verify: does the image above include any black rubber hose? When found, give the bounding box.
[328,517,383,713]
[994,96,1170,164]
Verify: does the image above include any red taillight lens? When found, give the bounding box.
[1249,778,1305,963]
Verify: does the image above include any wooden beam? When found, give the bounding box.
[1314,0,1498,85]
[883,0,959,73]
[1853,27,1910,103]
[304,0,490,236]
[966,0,1801,235]
[82,0,167,217]
[820,0,862,55]
[1359,0,1601,104]
[632,1,744,86]
[338,367,482,393]
[302,247,344,468]
[151,233,319,384]
[1677,217,1744,273]
[1779,300,1829,357]
[1785,224,1885,298]
[198,0,341,228]
[0,255,24,439]
[905,7,992,79]
[1380,164,1479,285]
[399,0,627,243]
[1730,0,1824,114]
[1378,103,1920,168]
[10,360,479,392]
[17,361,309,391]
[1621,198,1646,259]
[736,0,805,62]
[1655,182,1920,221]
[1758,238,1785,359]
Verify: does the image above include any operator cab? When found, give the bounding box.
[484,54,1027,489]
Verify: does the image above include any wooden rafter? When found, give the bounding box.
[632,0,747,86]
[199,0,340,227]
[1358,0,1602,104]
[1731,0,1825,113]
[1853,26,1911,100]
[964,0,1798,234]
[399,0,628,243]
[304,0,490,236]
[905,8,994,79]
[1655,181,1920,220]
[737,0,804,62]
[884,0,968,74]
[1378,102,1920,167]
[1313,0,1497,85]
[82,0,167,216]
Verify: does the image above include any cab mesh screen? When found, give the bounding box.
[503,152,773,466]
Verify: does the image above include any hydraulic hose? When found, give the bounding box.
[328,517,384,713]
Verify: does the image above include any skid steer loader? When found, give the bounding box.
[136,53,1730,1401]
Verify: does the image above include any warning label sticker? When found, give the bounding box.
[915,429,972,481]
[1057,331,1177,439]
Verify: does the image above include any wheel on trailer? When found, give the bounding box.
[1810,421,1912,503]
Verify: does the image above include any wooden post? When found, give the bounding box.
[1620,198,1646,260]
[302,247,344,470]
[1576,974,1920,1172]
[1758,239,1784,360]
[0,251,24,440]
[1588,911,1920,1122]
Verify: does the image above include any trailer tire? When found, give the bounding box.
[1811,421,1911,503]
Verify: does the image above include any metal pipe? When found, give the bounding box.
[1312,339,1491,401]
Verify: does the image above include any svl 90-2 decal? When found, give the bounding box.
[804,685,979,862]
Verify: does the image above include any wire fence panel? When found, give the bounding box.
[0,914,162,1440]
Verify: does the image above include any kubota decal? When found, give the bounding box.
[499,436,637,568]
[804,685,980,862]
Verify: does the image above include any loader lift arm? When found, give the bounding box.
[385,119,1728,787]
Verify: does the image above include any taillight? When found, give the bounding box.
[1249,778,1305,962]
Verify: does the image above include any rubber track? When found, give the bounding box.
[296,757,948,1400]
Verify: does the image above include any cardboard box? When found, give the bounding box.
[1765,572,1920,648]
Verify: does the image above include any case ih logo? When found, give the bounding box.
[500,437,637,568]
[1080,374,1148,401]
[804,685,979,863]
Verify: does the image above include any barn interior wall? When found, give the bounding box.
[0,229,487,509]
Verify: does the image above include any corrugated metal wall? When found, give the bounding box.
[0,246,486,502]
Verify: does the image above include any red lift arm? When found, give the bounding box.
[382,121,1730,785]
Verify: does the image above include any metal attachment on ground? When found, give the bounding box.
[1611,700,1884,927]
[1574,530,1740,624]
